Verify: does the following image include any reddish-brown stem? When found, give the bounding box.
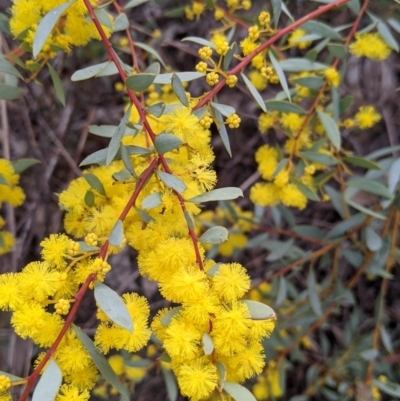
[194,0,351,110]
[19,273,95,401]
[82,0,204,270]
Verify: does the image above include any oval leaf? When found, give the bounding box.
[241,300,276,320]
[109,220,124,247]
[269,50,291,102]
[154,134,183,154]
[347,178,392,199]
[157,170,187,193]
[142,193,162,209]
[279,58,327,72]
[224,382,257,401]
[33,1,75,57]
[32,359,62,401]
[0,84,24,100]
[114,13,130,32]
[365,227,382,252]
[12,158,40,174]
[47,63,65,106]
[307,266,322,316]
[84,173,106,196]
[316,110,341,149]
[187,187,243,203]
[126,73,157,93]
[211,102,236,117]
[182,36,216,49]
[153,72,204,84]
[265,100,305,114]
[202,333,214,355]
[171,73,189,107]
[94,282,133,333]
[241,72,267,112]
[199,226,228,244]
[212,107,232,156]
[73,324,129,400]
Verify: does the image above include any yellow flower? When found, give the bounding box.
[56,384,90,401]
[250,182,279,207]
[248,70,268,91]
[355,105,381,129]
[40,234,71,269]
[258,112,277,134]
[324,67,340,87]
[177,360,218,401]
[349,32,391,61]
[288,29,311,49]
[164,107,201,141]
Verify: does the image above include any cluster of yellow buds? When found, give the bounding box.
[248,25,260,41]
[226,75,238,88]
[0,375,11,392]
[55,299,70,315]
[92,258,111,275]
[226,113,241,128]
[258,11,271,26]
[261,66,274,79]
[195,61,208,73]
[198,46,213,60]
[67,240,81,256]
[85,232,99,247]
[206,71,219,86]
[200,115,213,129]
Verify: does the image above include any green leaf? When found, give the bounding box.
[153,72,204,84]
[84,173,106,196]
[292,76,324,89]
[241,300,276,320]
[202,333,214,355]
[154,134,183,154]
[223,42,237,70]
[80,149,108,166]
[206,263,222,277]
[307,266,322,316]
[279,58,327,72]
[212,107,231,157]
[124,0,149,9]
[265,239,294,261]
[71,61,115,81]
[0,13,10,34]
[84,190,95,207]
[171,73,188,106]
[378,22,399,52]
[316,110,341,149]
[134,42,166,68]
[89,125,131,138]
[269,50,291,102]
[161,307,181,325]
[264,100,305,114]
[184,210,195,229]
[0,55,23,79]
[388,158,400,193]
[276,276,287,305]
[147,102,166,117]
[113,13,130,32]
[106,105,132,165]
[157,171,187,193]
[199,226,229,244]
[134,206,154,224]
[12,158,40,174]
[47,63,65,106]
[112,168,132,182]
[124,358,152,368]
[241,72,267,112]
[345,199,387,220]
[121,145,136,178]
[327,43,346,58]
[32,358,62,401]
[346,0,360,14]
[161,367,178,401]
[343,156,381,170]
[33,1,75,57]
[109,220,124,247]
[181,36,216,49]
[94,8,113,29]
[379,326,394,354]
[273,158,289,177]
[0,84,24,100]
[365,227,382,251]
[126,63,160,92]
[94,282,132,332]
[142,193,162,209]
[187,187,243,203]
[224,382,257,401]
[347,178,392,199]
[360,348,379,361]
[374,379,400,398]
[193,106,207,120]
[299,151,338,166]
[271,0,282,28]
[325,213,366,240]
[0,174,8,186]
[73,324,129,400]
[292,177,319,201]
[216,362,226,389]
[211,102,236,117]
[302,20,342,40]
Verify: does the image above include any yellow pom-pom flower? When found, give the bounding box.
[349,32,391,61]
[355,105,381,129]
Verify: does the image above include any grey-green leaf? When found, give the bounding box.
[241,72,267,112]
[199,226,228,244]
[307,266,322,316]
[223,42,237,70]
[187,187,243,203]
[80,149,108,166]
[0,84,24,100]
[347,178,392,199]
[12,158,40,174]
[155,134,183,154]
[126,66,159,93]
[292,177,320,201]
[161,367,178,401]
[113,169,132,182]
[33,1,75,57]
[365,227,382,251]
[317,110,341,149]
[302,20,342,40]
[157,170,187,193]
[182,36,216,49]
[142,193,162,209]
[202,333,214,355]
[124,0,149,9]
[213,107,232,157]
[84,173,106,196]
[32,359,62,401]
[47,63,65,106]
[269,50,291,102]
[279,58,327,72]
[224,382,257,401]
[147,102,166,117]
[114,13,130,32]
[106,105,132,165]
[374,379,400,398]
[378,22,399,52]
[109,220,124,247]
[265,100,305,114]
[94,282,132,332]
[0,54,23,79]
[171,74,189,107]
[134,42,166,68]
[211,102,236,117]
[71,62,115,81]
[241,300,276,320]
[161,307,182,325]
[73,324,129,400]
[343,156,381,170]
[153,72,204,84]
[292,76,324,90]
